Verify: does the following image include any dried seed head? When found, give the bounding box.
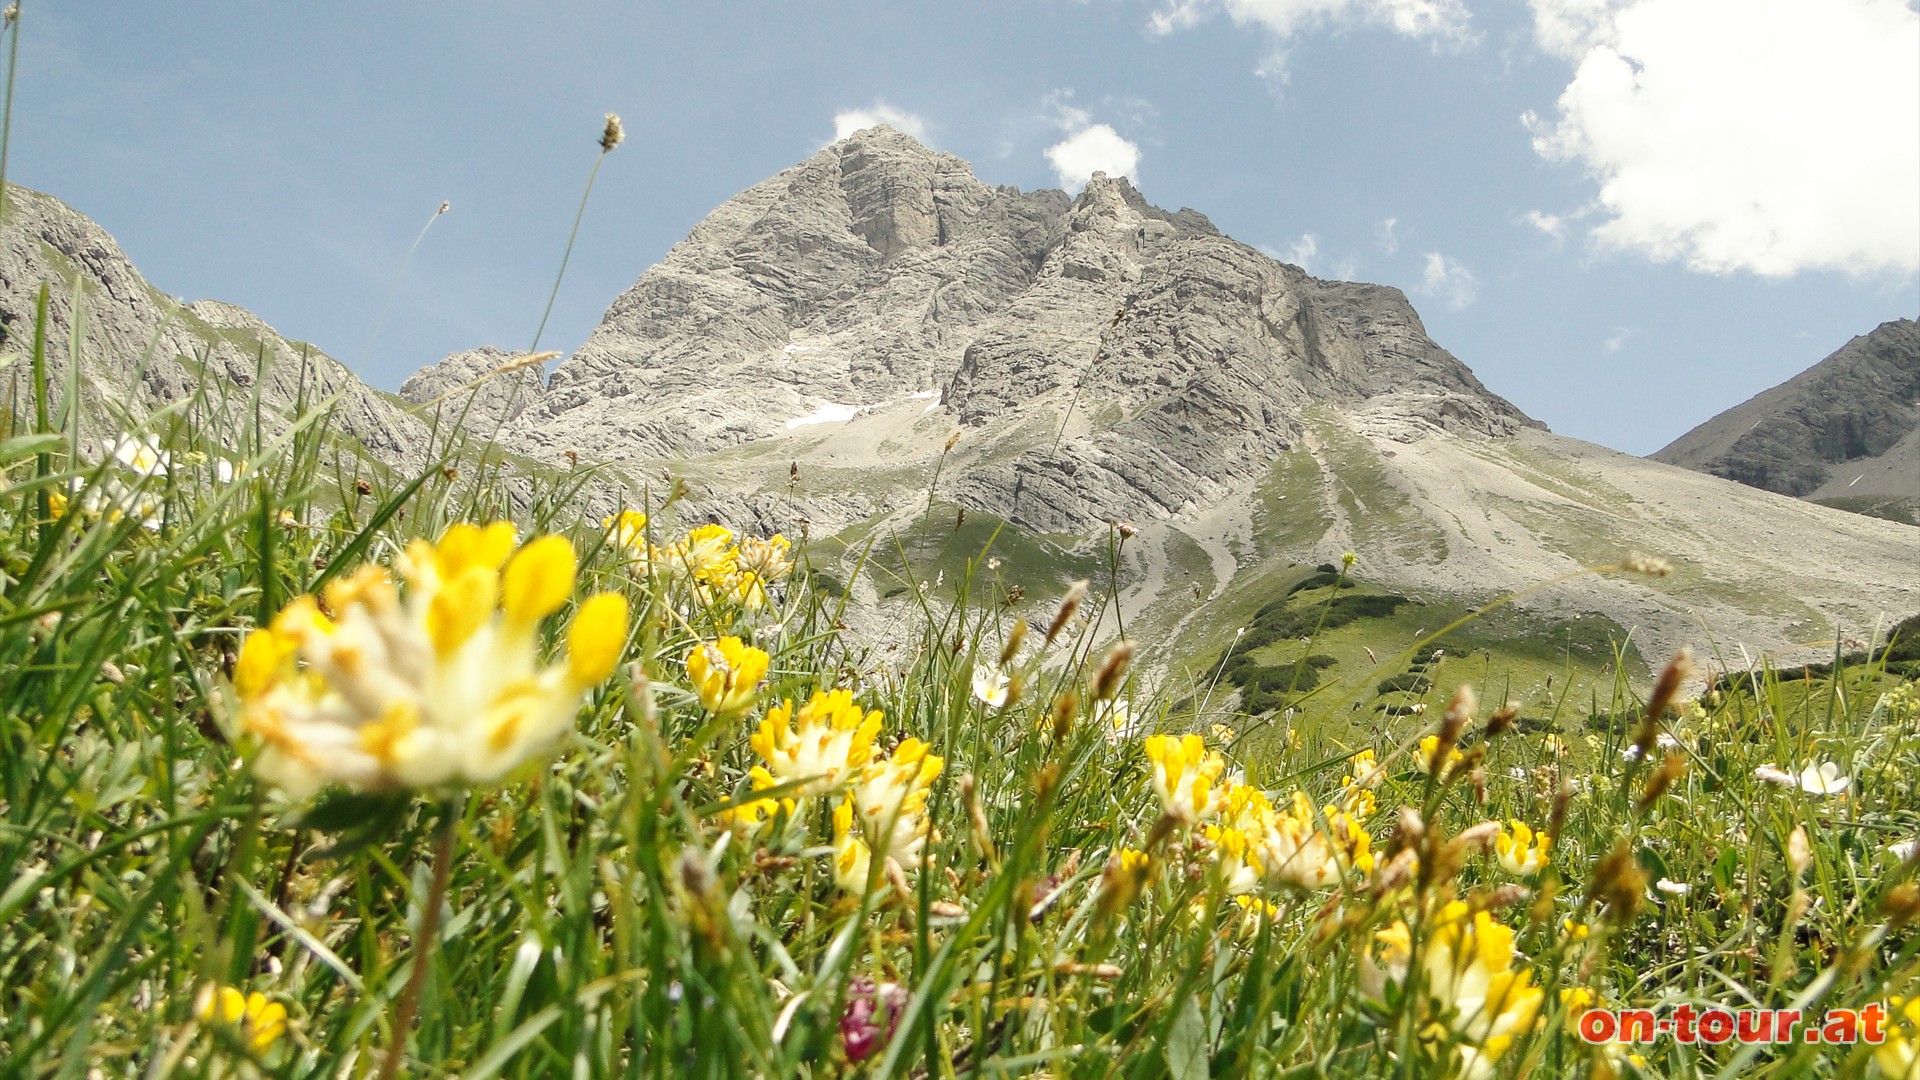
[1589,841,1646,925]
[1115,520,1138,539]
[1046,580,1089,646]
[960,773,995,862]
[437,200,450,216]
[1619,552,1672,577]
[1441,684,1477,745]
[943,431,961,453]
[999,619,1028,667]
[1091,640,1134,702]
[1880,882,1920,928]
[355,478,373,496]
[1050,690,1077,743]
[600,112,625,152]
[1634,648,1693,760]
[1636,752,1687,813]
[1485,700,1521,739]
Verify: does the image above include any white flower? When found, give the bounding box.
[970,665,1010,708]
[1621,732,1681,762]
[1888,839,1919,862]
[1795,761,1851,796]
[1754,765,1795,787]
[1655,878,1690,896]
[107,433,169,477]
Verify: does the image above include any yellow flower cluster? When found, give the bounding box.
[1416,734,1465,780]
[1493,820,1551,876]
[1148,738,1374,896]
[1144,734,1226,824]
[235,524,628,797]
[604,513,794,611]
[686,636,770,715]
[740,687,946,894]
[1374,901,1543,1079]
[195,983,287,1052]
[1878,996,1920,1078]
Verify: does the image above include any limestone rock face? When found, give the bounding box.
[479,127,1536,533]
[0,186,428,469]
[1654,319,1920,503]
[397,346,543,433]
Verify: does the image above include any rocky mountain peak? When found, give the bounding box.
[1652,318,1920,522]
[408,132,1537,532]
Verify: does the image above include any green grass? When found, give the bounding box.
[7,304,1920,1080]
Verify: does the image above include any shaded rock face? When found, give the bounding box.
[397,346,543,433]
[0,186,428,468]
[1653,320,1920,500]
[477,126,1536,532]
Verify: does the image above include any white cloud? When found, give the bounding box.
[1152,0,1471,39]
[1602,326,1632,352]
[1524,0,1920,277]
[1150,0,1473,78]
[1521,209,1568,240]
[1281,233,1319,271]
[1418,251,1478,309]
[1045,124,1142,189]
[1042,89,1093,132]
[1375,216,1400,254]
[831,101,930,143]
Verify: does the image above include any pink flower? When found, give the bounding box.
[840,976,909,1063]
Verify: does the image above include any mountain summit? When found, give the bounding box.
[424,125,1535,531]
[1653,319,1920,523]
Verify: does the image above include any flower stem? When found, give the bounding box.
[378,802,459,1080]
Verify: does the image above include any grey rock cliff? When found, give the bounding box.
[397,345,543,434]
[464,126,1535,533]
[1653,319,1920,507]
[0,185,429,470]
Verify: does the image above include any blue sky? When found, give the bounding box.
[11,1,1917,454]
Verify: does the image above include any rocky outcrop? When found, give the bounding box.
[0,185,429,470]
[1653,319,1920,501]
[479,127,1536,533]
[397,345,543,434]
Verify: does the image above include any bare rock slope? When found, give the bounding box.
[1653,319,1920,518]
[401,128,1920,670]
[0,185,428,470]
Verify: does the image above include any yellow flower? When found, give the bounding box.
[1878,996,1920,1079]
[196,984,288,1052]
[749,687,883,797]
[685,636,770,714]
[604,510,650,552]
[1375,901,1543,1072]
[831,798,874,893]
[664,523,737,585]
[1493,820,1551,876]
[717,766,784,830]
[736,533,795,582]
[845,737,945,881]
[1144,734,1226,825]
[1096,848,1153,921]
[1416,735,1464,779]
[235,524,628,797]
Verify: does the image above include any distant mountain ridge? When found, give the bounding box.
[0,185,430,473]
[6,134,1916,677]
[1652,319,1920,523]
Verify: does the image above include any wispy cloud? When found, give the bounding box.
[831,101,931,143]
[1150,0,1475,81]
[1418,251,1478,310]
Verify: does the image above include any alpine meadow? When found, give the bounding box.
[4,6,1920,1080]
